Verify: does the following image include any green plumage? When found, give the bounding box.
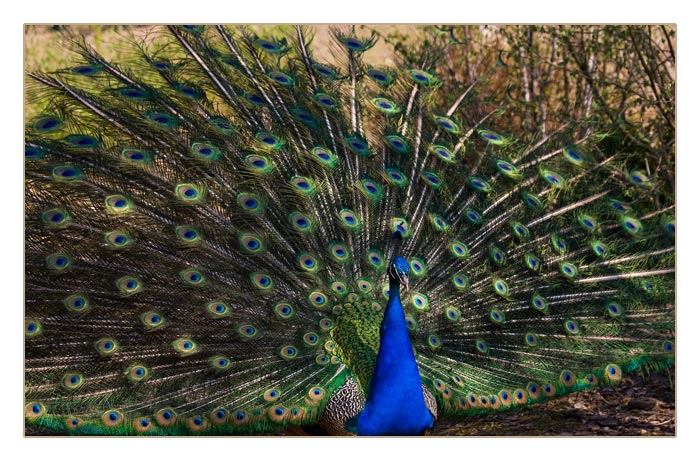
[24,25,675,436]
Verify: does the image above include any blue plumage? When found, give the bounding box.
[356,257,434,436]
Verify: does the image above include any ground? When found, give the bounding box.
[430,368,675,436]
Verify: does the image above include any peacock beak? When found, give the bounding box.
[400,273,410,291]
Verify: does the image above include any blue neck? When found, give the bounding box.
[355,279,434,435]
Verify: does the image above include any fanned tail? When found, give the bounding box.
[25,25,674,435]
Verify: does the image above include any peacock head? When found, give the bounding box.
[388,256,410,291]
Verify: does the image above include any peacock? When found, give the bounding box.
[24,24,675,436]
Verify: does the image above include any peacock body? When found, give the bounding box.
[24,25,675,436]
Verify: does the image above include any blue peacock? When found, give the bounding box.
[24,25,675,436]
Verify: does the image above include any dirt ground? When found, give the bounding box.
[430,368,675,436]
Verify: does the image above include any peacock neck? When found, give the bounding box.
[387,280,400,299]
[355,278,434,435]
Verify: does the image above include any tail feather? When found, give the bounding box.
[25,25,674,434]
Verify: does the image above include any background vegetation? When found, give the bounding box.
[25,24,675,200]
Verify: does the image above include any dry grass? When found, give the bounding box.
[24,24,424,120]
[24,24,424,73]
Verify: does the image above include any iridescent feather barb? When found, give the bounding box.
[25,25,674,436]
